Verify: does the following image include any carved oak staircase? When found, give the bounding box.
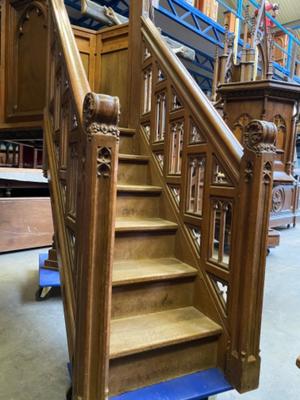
[41,0,278,399]
[106,126,223,396]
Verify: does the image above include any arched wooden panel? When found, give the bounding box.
[6,0,48,123]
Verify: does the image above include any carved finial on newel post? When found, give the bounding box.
[226,119,277,393]
[244,119,277,154]
[83,92,120,141]
[73,91,120,400]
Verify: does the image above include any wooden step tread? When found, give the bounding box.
[110,307,222,359]
[112,258,197,286]
[115,218,177,232]
[120,127,135,136]
[119,154,149,163]
[117,184,162,193]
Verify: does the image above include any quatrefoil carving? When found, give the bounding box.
[97,147,112,178]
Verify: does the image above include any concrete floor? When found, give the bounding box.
[217,225,300,400]
[0,226,299,400]
[0,248,69,400]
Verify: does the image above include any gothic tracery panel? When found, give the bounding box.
[209,275,228,312]
[168,184,180,206]
[210,200,232,267]
[273,114,286,151]
[189,120,206,144]
[143,67,152,114]
[233,113,252,143]
[212,157,232,186]
[154,152,164,171]
[155,91,167,141]
[187,225,201,252]
[186,155,206,215]
[169,120,184,174]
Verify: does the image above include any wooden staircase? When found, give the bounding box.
[109,128,222,395]
[42,0,278,398]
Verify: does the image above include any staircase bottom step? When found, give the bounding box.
[109,338,219,396]
[110,368,232,400]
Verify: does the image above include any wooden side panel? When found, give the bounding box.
[0,197,53,252]
[72,26,96,90]
[100,49,128,126]
[0,0,5,123]
[4,0,48,124]
[96,24,129,127]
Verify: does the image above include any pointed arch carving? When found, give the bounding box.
[6,0,48,120]
[17,2,47,37]
[233,113,252,144]
[272,114,286,150]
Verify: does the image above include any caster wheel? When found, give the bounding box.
[266,248,270,256]
[35,286,52,301]
[66,386,72,400]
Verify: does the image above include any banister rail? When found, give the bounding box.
[50,0,90,120]
[142,17,243,177]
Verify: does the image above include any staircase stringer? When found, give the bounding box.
[45,0,120,399]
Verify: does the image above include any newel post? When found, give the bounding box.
[72,92,120,400]
[226,120,277,392]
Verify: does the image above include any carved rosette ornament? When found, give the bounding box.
[271,186,285,213]
[83,92,120,141]
[244,120,277,154]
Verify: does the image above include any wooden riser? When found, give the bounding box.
[112,278,195,319]
[114,231,176,260]
[118,157,150,185]
[109,338,219,396]
[119,129,138,154]
[116,192,161,218]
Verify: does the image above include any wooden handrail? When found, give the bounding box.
[50,0,90,121]
[141,17,243,178]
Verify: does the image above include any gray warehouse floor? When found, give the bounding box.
[0,226,299,400]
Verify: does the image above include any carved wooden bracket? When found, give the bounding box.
[244,120,277,154]
[83,92,120,140]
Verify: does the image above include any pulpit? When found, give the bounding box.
[218,80,300,229]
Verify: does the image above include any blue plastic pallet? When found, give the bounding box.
[67,365,232,400]
[110,369,232,400]
[36,253,61,300]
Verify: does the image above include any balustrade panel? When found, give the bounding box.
[140,41,235,323]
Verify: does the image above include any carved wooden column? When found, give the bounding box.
[227,120,277,392]
[72,92,120,400]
